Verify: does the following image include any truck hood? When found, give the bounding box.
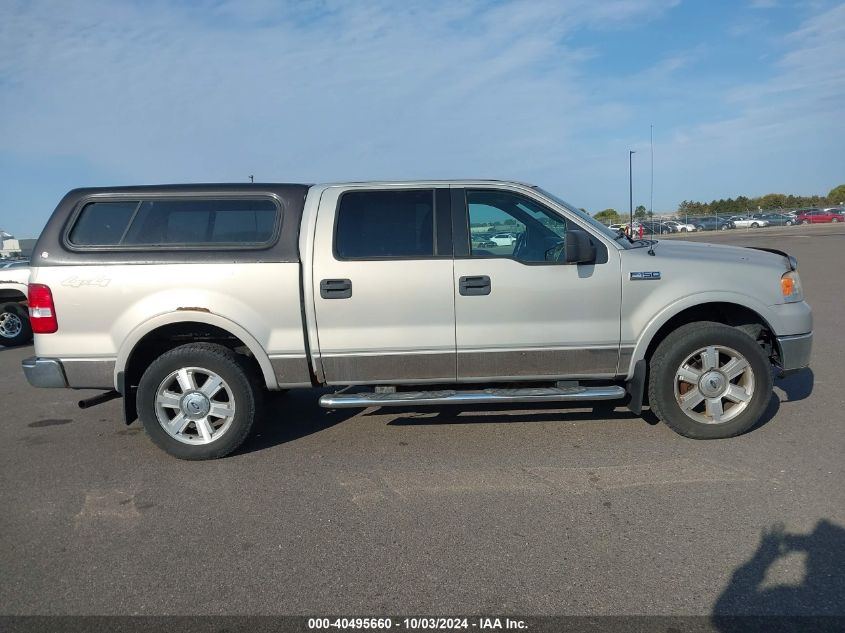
[631,240,790,270]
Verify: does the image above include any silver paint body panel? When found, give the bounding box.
[26,179,812,395]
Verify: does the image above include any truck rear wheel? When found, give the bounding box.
[0,302,32,347]
[648,322,772,439]
[137,343,261,459]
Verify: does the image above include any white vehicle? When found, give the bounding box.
[491,232,518,246]
[0,264,32,346]
[664,220,696,233]
[608,223,642,233]
[728,216,769,229]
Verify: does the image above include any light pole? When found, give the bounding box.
[649,125,653,218]
[629,150,636,227]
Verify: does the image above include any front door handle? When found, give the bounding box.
[320,278,352,299]
[459,275,491,296]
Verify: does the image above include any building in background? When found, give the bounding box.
[1,230,35,259]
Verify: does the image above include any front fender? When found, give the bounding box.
[625,291,778,378]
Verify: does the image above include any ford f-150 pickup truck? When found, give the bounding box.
[21,181,812,459]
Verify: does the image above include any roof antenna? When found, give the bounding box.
[249,175,254,183]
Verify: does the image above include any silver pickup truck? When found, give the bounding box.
[21,181,812,459]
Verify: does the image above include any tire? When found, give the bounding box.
[648,322,773,439]
[137,343,262,460]
[751,222,759,228]
[786,221,794,226]
[802,220,810,225]
[0,302,33,347]
[720,224,728,231]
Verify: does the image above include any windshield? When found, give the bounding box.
[533,186,630,246]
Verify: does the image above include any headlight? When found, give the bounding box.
[781,271,803,303]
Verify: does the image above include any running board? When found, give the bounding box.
[319,385,626,409]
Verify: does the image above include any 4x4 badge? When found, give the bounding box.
[630,271,661,280]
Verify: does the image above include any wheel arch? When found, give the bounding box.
[628,296,777,377]
[116,312,277,393]
[0,288,27,303]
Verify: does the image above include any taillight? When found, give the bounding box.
[28,283,58,333]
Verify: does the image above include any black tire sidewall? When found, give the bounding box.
[649,323,773,439]
[137,344,259,460]
[0,303,33,346]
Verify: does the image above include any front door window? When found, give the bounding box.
[467,190,568,263]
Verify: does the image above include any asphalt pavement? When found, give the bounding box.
[1,224,843,617]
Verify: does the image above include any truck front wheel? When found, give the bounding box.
[137,343,261,459]
[648,322,772,439]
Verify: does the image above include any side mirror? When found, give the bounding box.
[564,230,595,264]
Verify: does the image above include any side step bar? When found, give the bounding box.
[319,385,626,409]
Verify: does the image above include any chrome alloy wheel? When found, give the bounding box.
[0,310,23,339]
[673,345,754,425]
[154,367,236,445]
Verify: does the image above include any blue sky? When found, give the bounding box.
[1,0,843,237]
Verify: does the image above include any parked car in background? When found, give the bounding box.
[693,216,734,231]
[728,216,769,229]
[1,259,30,269]
[664,220,696,233]
[491,232,518,246]
[750,213,796,227]
[638,221,674,235]
[797,209,844,224]
[609,223,642,234]
[472,233,497,248]
[0,264,32,346]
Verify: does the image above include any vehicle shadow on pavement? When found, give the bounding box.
[237,388,359,455]
[381,392,786,434]
[379,401,644,426]
[774,368,814,402]
[711,520,845,630]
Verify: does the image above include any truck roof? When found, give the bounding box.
[65,179,538,194]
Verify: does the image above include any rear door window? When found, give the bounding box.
[334,190,435,259]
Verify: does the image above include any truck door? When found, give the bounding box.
[451,186,622,381]
[311,186,456,385]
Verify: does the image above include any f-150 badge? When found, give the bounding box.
[630,271,661,280]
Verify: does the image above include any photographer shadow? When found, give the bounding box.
[712,520,845,631]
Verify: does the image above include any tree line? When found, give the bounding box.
[593,184,845,223]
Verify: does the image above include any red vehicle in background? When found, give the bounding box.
[796,208,844,224]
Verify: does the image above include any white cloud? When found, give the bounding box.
[0,0,677,187]
[0,0,841,223]
[656,2,845,202]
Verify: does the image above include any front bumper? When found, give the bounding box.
[775,332,812,373]
[22,357,68,388]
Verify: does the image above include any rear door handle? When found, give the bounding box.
[320,278,352,299]
[459,275,491,296]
